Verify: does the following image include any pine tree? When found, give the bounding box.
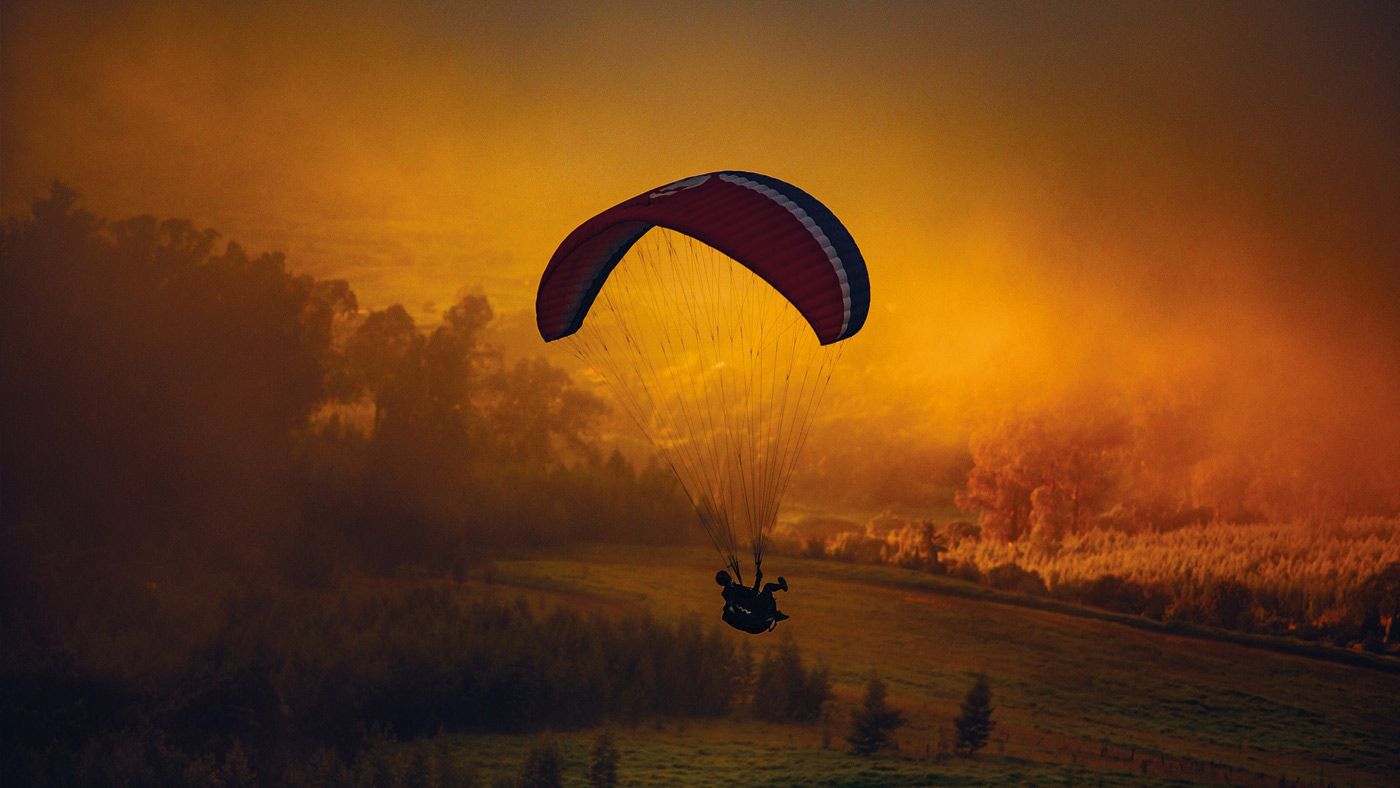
[954,674,995,756]
[587,730,620,788]
[846,674,906,755]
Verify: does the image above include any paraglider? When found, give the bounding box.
[716,568,790,634]
[536,171,870,633]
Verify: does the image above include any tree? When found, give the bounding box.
[754,636,832,722]
[1122,397,1210,528]
[957,400,1128,542]
[1,184,347,616]
[423,293,495,412]
[587,730,620,788]
[344,304,420,430]
[957,417,1036,541]
[1359,561,1400,645]
[519,737,562,788]
[484,355,606,465]
[954,674,995,756]
[846,674,906,755]
[732,640,756,703]
[222,740,257,788]
[1203,579,1254,630]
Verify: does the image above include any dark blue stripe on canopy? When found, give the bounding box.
[722,171,870,339]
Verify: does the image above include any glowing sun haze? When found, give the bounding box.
[4,1,1399,477]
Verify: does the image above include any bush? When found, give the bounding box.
[948,561,983,584]
[983,563,1047,596]
[1203,579,1255,630]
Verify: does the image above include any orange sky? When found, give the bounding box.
[5,0,1399,459]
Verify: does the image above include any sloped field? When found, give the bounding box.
[454,546,1399,786]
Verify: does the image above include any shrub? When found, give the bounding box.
[983,563,1047,595]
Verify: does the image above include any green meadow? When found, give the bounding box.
[438,546,1400,786]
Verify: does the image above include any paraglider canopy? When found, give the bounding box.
[536,171,869,583]
[536,171,869,346]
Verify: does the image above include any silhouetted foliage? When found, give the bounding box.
[846,674,905,756]
[731,640,756,704]
[330,289,685,572]
[0,585,740,784]
[2,183,354,626]
[587,730,619,788]
[983,563,1048,595]
[344,303,419,430]
[519,738,563,788]
[1359,561,1400,646]
[953,674,995,756]
[1203,578,1255,630]
[753,635,832,722]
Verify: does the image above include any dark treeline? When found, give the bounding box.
[1,184,691,639]
[3,584,812,785]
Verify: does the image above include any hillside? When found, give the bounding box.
[442,546,1400,786]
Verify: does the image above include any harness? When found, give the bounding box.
[723,602,780,634]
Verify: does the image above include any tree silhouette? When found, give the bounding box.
[424,293,495,412]
[485,356,606,465]
[1359,561,1400,646]
[587,730,619,788]
[846,674,906,756]
[954,674,995,756]
[518,737,562,788]
[345,304,419,431]
[754,636,832,722]
[1,184,347,612]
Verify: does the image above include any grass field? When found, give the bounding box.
[431,546,1400,786]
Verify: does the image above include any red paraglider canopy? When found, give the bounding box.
[536,171,870,345]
